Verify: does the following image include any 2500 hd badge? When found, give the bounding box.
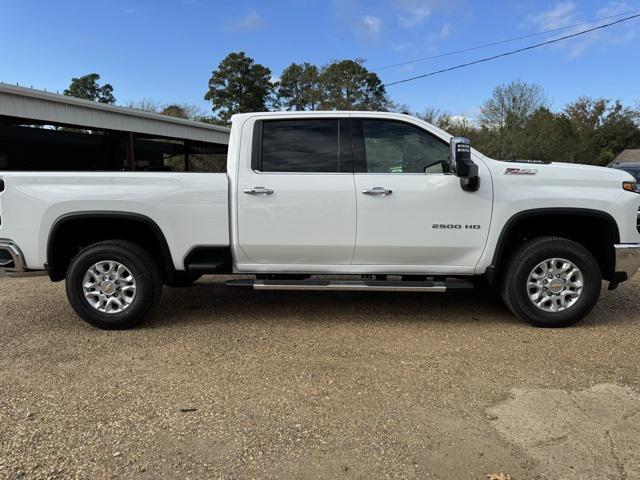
[432,224,482,230]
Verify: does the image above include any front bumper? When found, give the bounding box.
[614,244,640,282]
[0,240,26,273]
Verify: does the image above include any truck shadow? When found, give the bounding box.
[150,277,519,329]
[149,277,638,330]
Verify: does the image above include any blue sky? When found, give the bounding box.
[0,0,638,119]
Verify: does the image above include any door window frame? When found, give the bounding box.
[351,118,451,175]
[251,118,353,174]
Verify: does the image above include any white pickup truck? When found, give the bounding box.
[1,111,640,329]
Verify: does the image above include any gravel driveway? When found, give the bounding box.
[1,275,639,479]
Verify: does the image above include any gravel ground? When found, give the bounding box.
[1,274,639,480]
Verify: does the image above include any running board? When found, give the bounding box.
[226,279,474,292]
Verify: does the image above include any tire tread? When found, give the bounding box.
[65,240,162,329]
[500,236,601,327]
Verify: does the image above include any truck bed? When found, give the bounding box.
[0,172,229,271]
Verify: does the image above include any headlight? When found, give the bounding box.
[622,181,640,193]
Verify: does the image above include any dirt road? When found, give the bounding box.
[1,275,639,479]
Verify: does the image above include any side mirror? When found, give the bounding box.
[450,137,480,192]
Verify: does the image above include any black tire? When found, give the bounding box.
[164,272,201,288]
[501,236,601,328]
[65,240,162,329]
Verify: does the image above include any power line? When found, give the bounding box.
[384,13,640,87]
[373,9,640,71]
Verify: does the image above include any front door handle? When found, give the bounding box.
[244,186,274,195]
[362,187,393,196]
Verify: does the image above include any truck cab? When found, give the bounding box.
[230,112,491,275]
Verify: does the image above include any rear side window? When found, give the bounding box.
[256,119,343,173]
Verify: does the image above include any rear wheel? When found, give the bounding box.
[65,240,162,329]
[501,236,601,327]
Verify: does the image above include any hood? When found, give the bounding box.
[493,159,635,184]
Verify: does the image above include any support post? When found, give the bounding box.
[126,132,135,171]
[184,140,190,172]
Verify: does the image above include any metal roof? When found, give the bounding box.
[0,83,229,145]
[613,149,640,164]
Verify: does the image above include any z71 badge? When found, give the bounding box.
[505,167,537,175]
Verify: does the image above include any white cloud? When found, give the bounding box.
[234,9,264,30]
[595,1,637,46]
[436,22,450,39]
[597,0,634,17]
[526,1,638,58]
[527,1,579,30]
[423,22,451,50]
[362,15,382,36]
[398,6,431,28]
[394,0,462,28]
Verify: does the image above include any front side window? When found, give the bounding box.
[360,119,450,174]
[259,119,341,173]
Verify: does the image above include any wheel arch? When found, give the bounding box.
[489,208,620,283]
[46,211,175,282]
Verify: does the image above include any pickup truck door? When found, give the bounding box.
[351,118,492,270]
[237,117,356,265]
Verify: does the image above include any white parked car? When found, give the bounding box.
[1,111,640,329]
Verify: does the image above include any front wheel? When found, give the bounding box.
[65,240,163,329]
[501,236,601,328]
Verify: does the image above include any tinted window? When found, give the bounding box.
[361,120,450,174]
[260,119,340,172]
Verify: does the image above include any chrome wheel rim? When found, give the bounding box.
[82,260,137,314]
[527,258,584,313]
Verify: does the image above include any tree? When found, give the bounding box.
[384,100,412,114]
[161,104,205,120]
[417,108,454,130]
[204,52,274,124]
[161,105,188,119]
[564,96,615,137]
[318,59,387,111]
[126,98,162,113]
[480,80,547,128]
[277,62,322,111]
[127,100,205,120]
[480,80,547,159]
[64,73,116,104]
[565,97,640,165]
[520,108,578,162]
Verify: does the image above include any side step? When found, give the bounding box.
[226,279,474,292]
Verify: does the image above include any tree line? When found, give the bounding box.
[64,52,640,166]
[421,80,640,166]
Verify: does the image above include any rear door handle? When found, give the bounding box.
[244,186,274,195]
[362,187,392,196]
